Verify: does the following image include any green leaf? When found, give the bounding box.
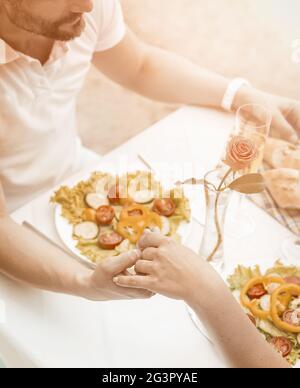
[229,173,265,194]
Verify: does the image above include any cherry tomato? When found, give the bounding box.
[270,337,292,358]
[96,206,115,225]
[153,198,176,217]
[247,284,267,300]
[98,232,123,250]
[108,185,120,204]
[283,310,300,327]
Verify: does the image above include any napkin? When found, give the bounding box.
[249,188,300,237]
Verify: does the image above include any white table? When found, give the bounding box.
[0,107,296,368]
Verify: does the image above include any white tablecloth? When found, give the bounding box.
[0,107,296,368]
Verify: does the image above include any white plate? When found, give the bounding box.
[54,204,192,269]
[54,205,97,268]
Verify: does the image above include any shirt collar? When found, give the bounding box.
[0,39,20,64]
[0,38,70,65]
[47,41,70,65]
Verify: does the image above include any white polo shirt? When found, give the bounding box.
[0,0,126,213]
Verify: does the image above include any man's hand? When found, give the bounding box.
[81,250,154,301]
[273,95,300,142]
[0,178,152,301]
[113,231,221,305]
[0,209,153,301]
[234,86,300,143]
[93,28,300,145]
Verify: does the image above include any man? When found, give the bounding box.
[0,0,299,300]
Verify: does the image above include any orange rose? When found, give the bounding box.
[225,136,258,171]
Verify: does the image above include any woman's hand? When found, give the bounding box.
[113,231,223,306]
[113,231,290,368]
[234,86,300,144]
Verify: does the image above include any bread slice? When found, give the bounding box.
[263,168,300,210]
[264,138,300,169]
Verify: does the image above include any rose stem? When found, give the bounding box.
[207,168,232,262]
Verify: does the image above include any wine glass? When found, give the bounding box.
[237,104,272,173]
[226,104,272,239]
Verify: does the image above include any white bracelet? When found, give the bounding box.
[221,78,251,112]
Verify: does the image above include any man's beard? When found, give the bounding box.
[25,16,86,41]
[3,2,86,41]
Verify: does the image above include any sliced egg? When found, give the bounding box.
[290,310,300,326]
[259,294,271,312]
[74,222,99,240]
[290,298,300,312]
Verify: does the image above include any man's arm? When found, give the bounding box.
[0,180,151,300]
[93,29,228,109]
[93,29,300,142]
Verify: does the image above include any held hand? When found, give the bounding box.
[81,250,154,301]
[113,231,223,305]
[273,95,300,141]
[234,86,300,143]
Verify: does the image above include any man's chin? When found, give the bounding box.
[45,18,85,41]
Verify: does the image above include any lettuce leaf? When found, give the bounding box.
[228,263,300,366]
[227,265,262,290]
[265,260,300,278]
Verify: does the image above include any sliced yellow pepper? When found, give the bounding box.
[241,277,264,308]
[248,300,269,320]
[271,284,300,334]
[277,292,292,315]
[262,277,285,288]
[241,276,284,320]
[117,205,162,244]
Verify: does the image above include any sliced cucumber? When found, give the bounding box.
[74,222,99,240]
[132,190,155,204]
[85,193,109,209]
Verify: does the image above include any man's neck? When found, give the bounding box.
[0,7,54,65]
